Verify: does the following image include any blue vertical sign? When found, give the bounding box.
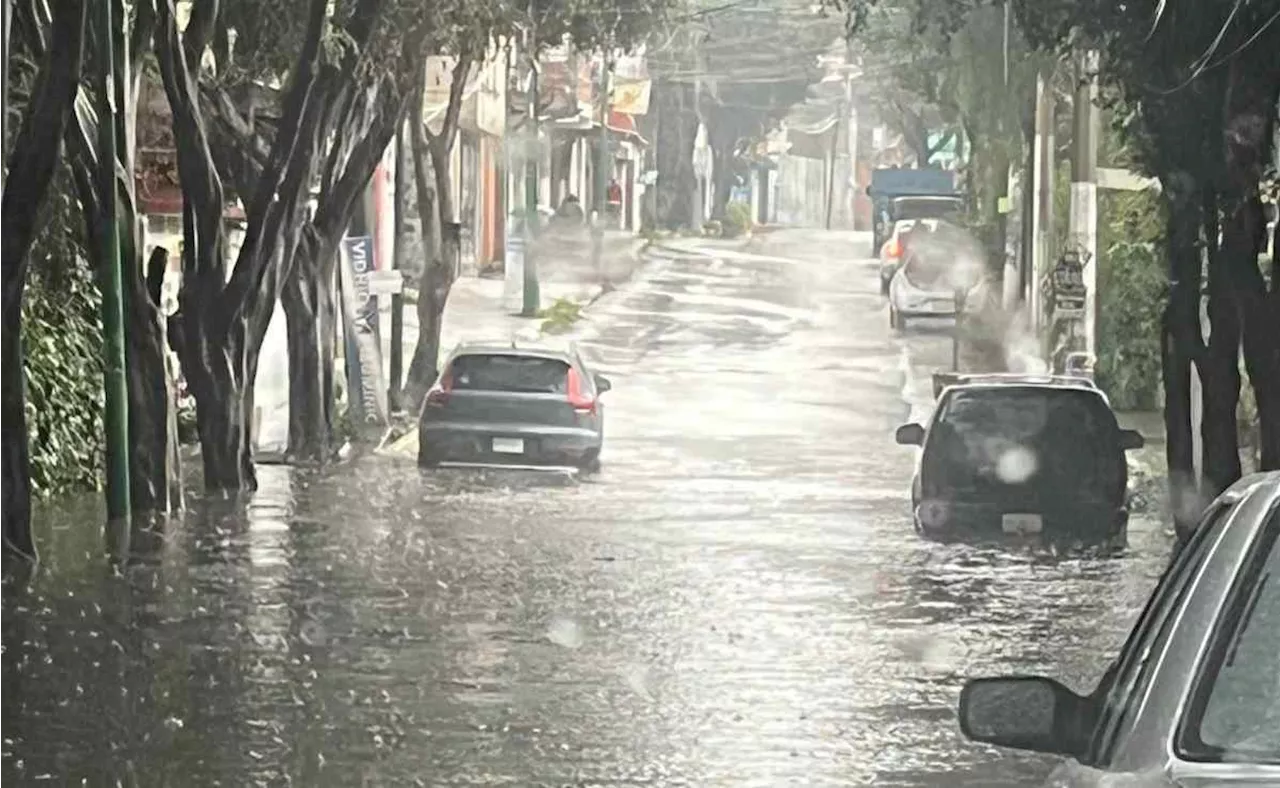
[339,235,389,426]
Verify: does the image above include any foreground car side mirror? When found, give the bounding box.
[895,423,925,446]
[1120,429,1144,451]
[959,676,1093,758]
[594,374,612,393]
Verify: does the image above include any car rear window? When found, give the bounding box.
[929,388,1121,493]
[449,354,570,394]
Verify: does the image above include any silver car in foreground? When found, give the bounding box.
[418,340,611,471]
[959,471,1280,785]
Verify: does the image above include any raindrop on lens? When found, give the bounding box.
[996,447,1038,484]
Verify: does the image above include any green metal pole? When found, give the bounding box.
[96,0,131,522]
[521,25,541,317]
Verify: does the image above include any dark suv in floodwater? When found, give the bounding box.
[895,375,1144,546]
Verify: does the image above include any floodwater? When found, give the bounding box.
[3,230,1172,786]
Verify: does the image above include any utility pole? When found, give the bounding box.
[521,7,541,317]
[824,57,852,230]
[389,120,407,413]
[1070,49,1100,360]
[591,49,611,280]
[823,122,838,230]
[1029,69,1055,337]
[96,0,131,523]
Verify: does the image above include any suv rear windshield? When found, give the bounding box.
[449,354,570,394]
[927,388,1122,495]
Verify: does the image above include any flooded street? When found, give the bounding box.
[4,230,1173,786]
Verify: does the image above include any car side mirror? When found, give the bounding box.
[958,676,1092,758]
[594,374,612,393]
[895,423,925,446]
[1120,429,1144,451]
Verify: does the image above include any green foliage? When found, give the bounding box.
[722,200,752,237]
[855,0,1050,256]
[648,0,843,201]
[21,176,106,498]
[1095,189,1166,411]
[538,297,584,334]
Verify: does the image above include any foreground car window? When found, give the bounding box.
[451,355,570,394]
[1183,509,1279,763]
[1088,500,1228,763]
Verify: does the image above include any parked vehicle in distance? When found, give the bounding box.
[895,376,1144,545]
[887,231,986,329]
[418,339,610,472]
[958,471,1280,786]
[867,167,963,255]
[878,219,938,295]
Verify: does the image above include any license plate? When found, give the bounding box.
[492,437,525,454]
[1002,513,1043,535]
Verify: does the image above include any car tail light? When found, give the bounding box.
[885,236,903,259]
[426,369,453,407]
[566,368,596,414]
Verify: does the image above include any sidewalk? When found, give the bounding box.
[397,230,649,354]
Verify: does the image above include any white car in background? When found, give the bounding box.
[878,219,938,295]
[887,225,989,330]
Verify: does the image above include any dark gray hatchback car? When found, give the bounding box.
[417,340,610,471]
[959,471,1280,785]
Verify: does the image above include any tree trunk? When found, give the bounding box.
[403,134,459,411]
[1220,54,1280,472]
[1,308,34,560]
[1,0,88,560]
[1199,187,1243,499]
[282,233,337,462]
[181,325,257,492]
[126,273,179,514]
[1161,177,1204,537]
[126,248,183,512]
[654,80,698,230]
[709,141,736,220]
[157,0,334,493]
[705,111,743,220]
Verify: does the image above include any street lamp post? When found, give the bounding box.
[96,0,131,524]
[521,10,542,317]
[591,49,612,281]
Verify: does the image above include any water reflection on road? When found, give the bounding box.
[3,231,1171,786]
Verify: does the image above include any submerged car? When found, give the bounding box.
[418,339,611,471]
[958,471,1280,786]
[895,376,1144,544]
